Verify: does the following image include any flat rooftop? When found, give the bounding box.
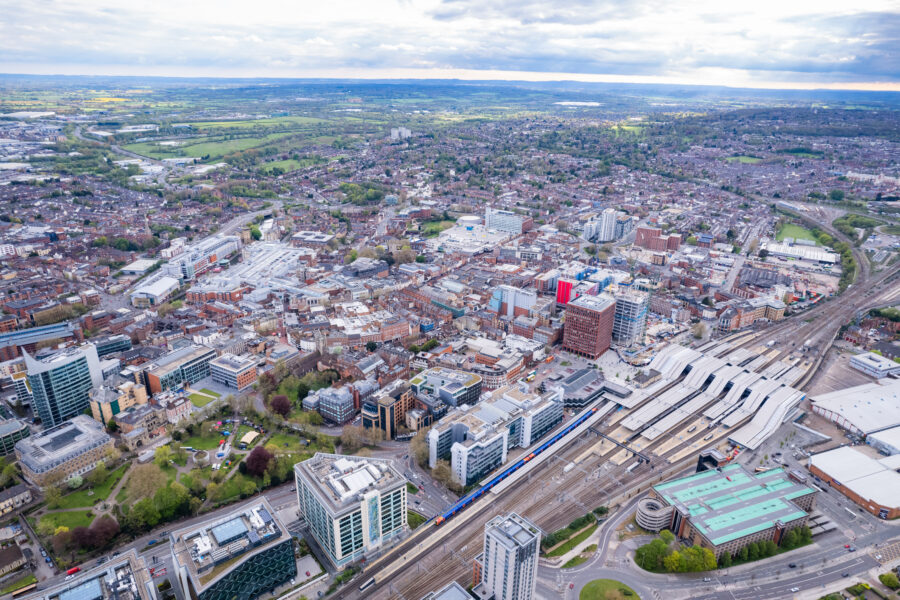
[210,353,256,373]
[809,446,900,510]
[22,548,153,600]
[485,512,540,551]
[654,463,815,546]
[294,453,405,515]
[147,345,214,377]
[16,415,109,472]
[811,379,900,435]
[170,497,288,593]
[567,293,615,312]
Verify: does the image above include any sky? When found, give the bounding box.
[1,0,898,91]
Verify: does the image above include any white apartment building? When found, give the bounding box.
[473,513,541,600]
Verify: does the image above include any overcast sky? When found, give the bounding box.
[1,0,898,90]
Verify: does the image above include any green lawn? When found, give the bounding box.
[726,155,762,164]
[580,579,640,600]
[420,220,456,238]
[880,225,900,235]
[123,132,296,161]
[546,524,598,558]
[563,555,588,568]
[180,434,225,451]
[56,464,129,509]
[189,393,216,407]
[198,388,221,398]
[408,510,426,530]
[776,223,819,244]
[0,574,36,594]
[259,157,327,174]
[267,433,311,454]
[406,482,420,495]
[184,116,329,130]
[38,511,95,531]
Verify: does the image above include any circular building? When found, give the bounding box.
[636,497,674,532]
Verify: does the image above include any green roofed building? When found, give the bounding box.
[636,463,817,558]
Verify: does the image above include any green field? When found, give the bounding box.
[189,393,216,407]
[546,524,598,557]
[880,224,900,235]
[259,157,327,174]
[56,464,129,509]
[420,220,456,238]
[198,388,221,398]
[726,155,762,164]
[38,511,95,531]
[123,132,296,161]
[408,510,426,530]
[181,432,226,451]
[776,223,818,244]
[580,579,640,600]
[184,116,329,130]
[0,574,36,595]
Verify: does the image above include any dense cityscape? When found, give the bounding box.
[0,6,899,600]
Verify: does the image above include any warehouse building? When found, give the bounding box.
[130,275,180,308]
[294,453,407,568]
[810,379,900,435]
[170,497,295,600]
[809,446,900,519]
[638,464,817,558]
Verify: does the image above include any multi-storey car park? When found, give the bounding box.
[170,497,296,600]
[638,464,817,558]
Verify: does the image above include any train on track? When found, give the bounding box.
[434,403,603,526]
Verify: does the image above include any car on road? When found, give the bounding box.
[702,577,711,582]
[842,573,850,577]
[790,587,800,592]
[848,547,856,552]
[569,584,574,589]
[844,544,850,548]
[788,563,796,568]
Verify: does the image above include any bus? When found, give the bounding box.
[525,370,537,382]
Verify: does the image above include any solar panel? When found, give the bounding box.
[210,518,247,544]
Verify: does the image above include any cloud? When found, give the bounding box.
[0,0,896,89]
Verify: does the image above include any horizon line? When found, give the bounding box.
[1,66,899,94]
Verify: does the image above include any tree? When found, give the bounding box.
[106,419,118,432]
[659,529,675,544]
[269,394,292,417]
[747,542,759,561]
[366,341,378,352]
[781,528,798,549]
[410,428,430,467]
[692,323,707,339]
[127,464,168,504]
[635,538,669,570]
[879,573,900,590]
[719,552,732,568]
[86,462,108,487]
[245,446,274,477]
[36,519,57,538]
[739,546,749,562]
[44,485,62,509]
[758,248,769,259]
[68,474,83,489]
[154,445,174,467]
[664,550,685,573]
[129,497,161,531]
[432,460,457,490]
[763,540,777,557]
[340,425,368,453]
[828,189,845,202]
[249,225,262,240]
